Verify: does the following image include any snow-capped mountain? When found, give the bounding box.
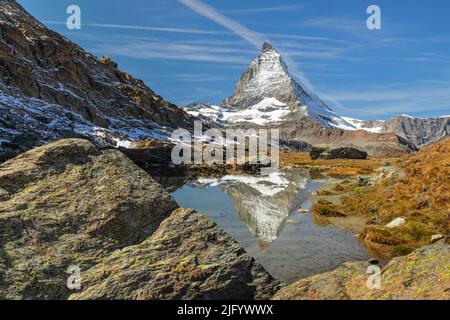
[185,42,356,129]
[0,0,194,161]
[184,42,448,152]
[343,115,450,147]
[222,42,355,129]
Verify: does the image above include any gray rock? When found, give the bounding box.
[310,147,368,160]
[69,208,280,300]
[0,139,279,300]
[358,177,375,187]
[385,218,406,229]
[273,243,450,300]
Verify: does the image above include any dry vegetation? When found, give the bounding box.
[280,151,386,175]
[311,140,450,258]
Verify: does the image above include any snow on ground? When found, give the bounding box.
[185,98,293,126]
[342,117,385,133]
[0,89,171,149]
[223,98,292,125]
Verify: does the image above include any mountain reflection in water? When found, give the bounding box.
[194,171,309,248]
[171,170,371,283]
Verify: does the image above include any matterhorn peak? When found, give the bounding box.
[261,41,275,53]
[221,40,354,129]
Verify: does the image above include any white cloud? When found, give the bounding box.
[226,4,302,14]
[325,83,450,116]
[91,40,250,64]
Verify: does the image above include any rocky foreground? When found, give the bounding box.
[0,139,448,300]
[274,242,449,300]
[0,139,279,299]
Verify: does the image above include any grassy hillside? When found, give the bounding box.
[312,139,449,258]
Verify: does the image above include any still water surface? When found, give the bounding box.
[172,170,370,283]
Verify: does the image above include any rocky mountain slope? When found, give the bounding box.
[186,42,353,129]
[0,139,280,299]
[345,115,450,147]
[383,115,449,147]
[0,0,195,161]
[273,242,449,300]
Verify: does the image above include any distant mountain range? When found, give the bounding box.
[0,0,448,161]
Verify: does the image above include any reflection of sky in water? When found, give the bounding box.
[172,171,371,283]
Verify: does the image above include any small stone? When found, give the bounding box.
[297,208,309,214]
[15,203,28,210]
[287,220,300,225]
[358,176,375,187]
[100,55,118,68]
[431,234,445,243]
[385,217,406,229]
[366,216,381,225]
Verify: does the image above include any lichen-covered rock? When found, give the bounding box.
[0,139,279,300]
[69,208,280,300]
[273,243,450,300]
[0,139,178,299]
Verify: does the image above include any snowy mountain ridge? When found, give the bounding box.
[216,42,356,129]
[184,42,449,148]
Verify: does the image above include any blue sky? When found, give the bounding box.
[17,0,450,119]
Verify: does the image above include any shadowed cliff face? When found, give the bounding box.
[383,115,450,147]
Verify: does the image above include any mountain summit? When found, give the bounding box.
[221,42,352,128]
[184,42,419,156]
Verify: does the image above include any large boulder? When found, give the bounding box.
[0,139,279,300]
[69,208,279,300]
[0,139,178,299]
[310,146,368,160]
[273,242,450,300]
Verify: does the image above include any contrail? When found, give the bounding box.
[178,0,315,90]
[178,0,264,48]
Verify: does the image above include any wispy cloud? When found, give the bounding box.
[158,73,231,82]
[304,17,364,31]
[91,39,250,64]
[226,4,302,14]
[326,82,450,117]
[303,17,371,39]
[44,21,227,35]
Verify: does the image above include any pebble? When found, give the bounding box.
[385,217,406,229]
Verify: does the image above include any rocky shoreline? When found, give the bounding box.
[1,138,448,300]
[0,139,279,299]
